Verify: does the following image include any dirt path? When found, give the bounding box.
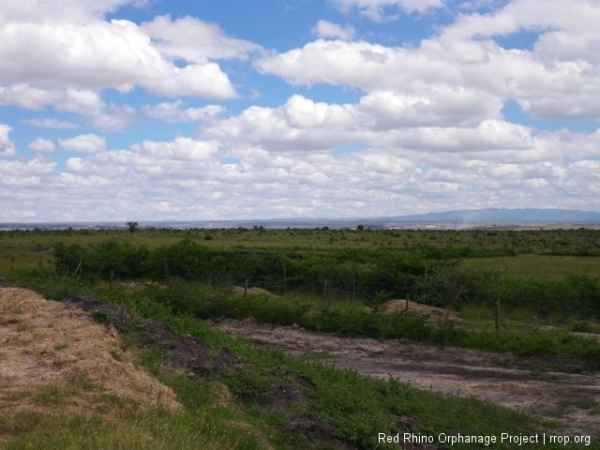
[210,318,600,439]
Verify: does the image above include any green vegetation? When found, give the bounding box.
[2,227,600,353]
[0,277,560,449]
[2,408,268,450]
[2,226,600,448]
[2,227,600,360]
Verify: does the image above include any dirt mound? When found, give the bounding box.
[0,287,181,421]
[380,299,459,320]
[119,280,166,291]
[232,286,279,298]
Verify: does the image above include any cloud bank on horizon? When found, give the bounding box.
[1,0,599,222]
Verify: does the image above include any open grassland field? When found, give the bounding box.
[460,254,600,281]
[1,227,600,320]
[0,228,598,299]
[1,227,600,271]
[2,227,600,448]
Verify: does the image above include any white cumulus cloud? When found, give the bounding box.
[0,124,16,157]
[0,4,239,99]
[143,101,224,123]
[29,138,55,153]
[331,0,445,21]
[142,15,263,63]
[58,134,107,153]
[311,20,356,40]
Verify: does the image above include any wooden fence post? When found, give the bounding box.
[494,284,500,331]
[73,256,82,277]
[583,279,589,319]
[164,257,170,280]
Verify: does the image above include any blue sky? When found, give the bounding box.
[1,0,599,222]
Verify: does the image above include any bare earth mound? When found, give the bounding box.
[232,286,279,298]
[0,287,181,423]
[380,299,459,320]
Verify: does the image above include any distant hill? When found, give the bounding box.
[3,208,600,231]
[383,208,600,225]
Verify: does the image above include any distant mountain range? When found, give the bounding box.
[2,208,600,230]
[221,208,600,228]
[381,208,600,225]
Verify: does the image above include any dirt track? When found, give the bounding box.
[211,318,600,439]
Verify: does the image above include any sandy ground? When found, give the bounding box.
[0,287,181,426]
[211,318,600,439]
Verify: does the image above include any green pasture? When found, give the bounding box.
[461,254,600,281]
[1,226,599,273]
[1,225,599,254]
[2,226,600,448]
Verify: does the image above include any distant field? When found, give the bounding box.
[461,254,600,281]
[1,227,599,278]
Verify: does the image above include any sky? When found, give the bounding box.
[1,0,600,223]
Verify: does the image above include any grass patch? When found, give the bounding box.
[460,254,600,281]
[1,409,266,450]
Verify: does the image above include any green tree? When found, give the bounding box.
[127,221,139,233]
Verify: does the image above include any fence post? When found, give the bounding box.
[494,284,500,331]
[164,257,170,280]
[405,292,410,314]
[73,256,82,277]
[283,263,287,295]
[583,278,589,319]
